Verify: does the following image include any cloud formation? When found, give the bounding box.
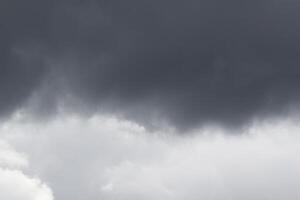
[1,113,300,200]
[1,0,300,128]
[0,140,54,200]
[2,2,300,198]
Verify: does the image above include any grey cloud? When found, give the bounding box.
[1,0,300,129]
[2,114,300,200]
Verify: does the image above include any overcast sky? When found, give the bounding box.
[1,1,300,200]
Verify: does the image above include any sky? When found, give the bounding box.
[1,1,300,200]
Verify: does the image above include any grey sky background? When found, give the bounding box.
[1,0,300,129]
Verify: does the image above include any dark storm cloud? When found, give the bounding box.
[0,0,52,117]
[1,0,300,128]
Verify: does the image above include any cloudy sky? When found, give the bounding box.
[1,1,300,200]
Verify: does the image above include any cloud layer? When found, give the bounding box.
[2,2,300,199]
[1,0,300,128]
[1,112,300,200]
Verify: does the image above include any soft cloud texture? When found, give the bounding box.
[1,112,300,200]
[0,139,54,200]
[1,1,300,199]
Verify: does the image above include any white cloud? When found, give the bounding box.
[0,140,54,200]
[0,113,300,200]
[0,140,28,169]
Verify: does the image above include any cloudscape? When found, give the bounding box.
[1,1,300,199]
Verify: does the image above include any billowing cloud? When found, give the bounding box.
[2,1,300,199]
[1,0,300,128]
[1,112,300,200]
[0,139,54,200]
